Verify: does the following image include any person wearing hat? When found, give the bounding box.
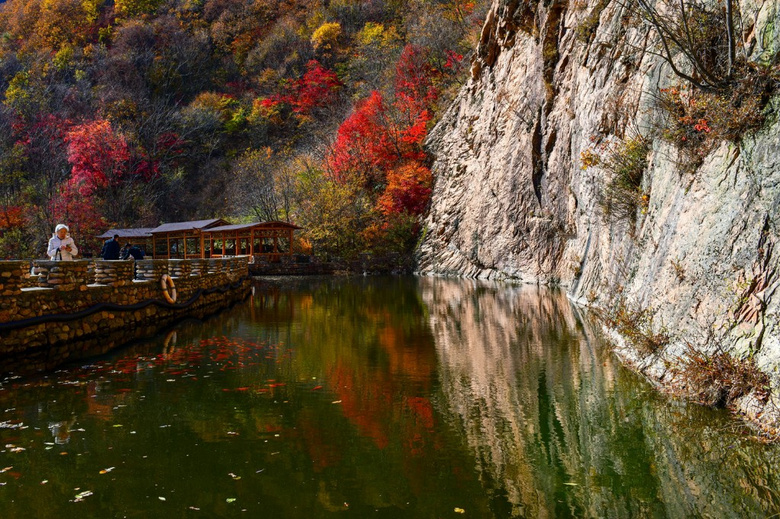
[47,224,79,260]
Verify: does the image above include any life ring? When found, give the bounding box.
[163,330,178,358]
[161,274,177,303]
[163,329,177,349]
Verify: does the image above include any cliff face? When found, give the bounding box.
[417,0,780,431]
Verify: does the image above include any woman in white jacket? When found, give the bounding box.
[47,224,79,260]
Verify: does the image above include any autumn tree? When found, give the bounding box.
[294,156,376,258]
[328,90,397,188]
[65,119,148,225]
[311,21,342,52]
[229,148,297,222]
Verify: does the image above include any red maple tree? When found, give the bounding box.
[65,119,131,195]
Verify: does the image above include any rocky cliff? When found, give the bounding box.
[417,0,780,433]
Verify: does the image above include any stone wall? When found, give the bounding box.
[248,254,414,276]
[0,257,251,375]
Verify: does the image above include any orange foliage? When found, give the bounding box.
[0,206,26,229]
[377,162,432,217]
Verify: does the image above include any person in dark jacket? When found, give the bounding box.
[120,242,145,260]
[101,234,121,260]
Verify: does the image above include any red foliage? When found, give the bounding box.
[394,44,438,123]
[261,60,342,119]
[50,181,108,246]
[326,46,438,247]
[134,131,185,181]
[14,114,72,160]
[444,50,464,69]
[260,97,282,109]
[328,91,397,185]
[133,160,160,181]
[290,60,342,114]
[65,119,131,195]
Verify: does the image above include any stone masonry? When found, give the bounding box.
[0,257,251,375]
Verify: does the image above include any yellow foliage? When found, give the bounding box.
[311,21,341,50]
[357,22,400,48]
[192,92,235,114]
[114,0,163,19]
[357,22,384,46]
[4,72,31,111]
[81,0,102,23]
[36,0,86,48]
[52,45,74,70]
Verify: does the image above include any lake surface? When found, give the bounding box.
[1,276,779,518]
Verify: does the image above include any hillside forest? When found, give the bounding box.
[0,0,487,258]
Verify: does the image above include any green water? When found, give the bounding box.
[1,276,779,518]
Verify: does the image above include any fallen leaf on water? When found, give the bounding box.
[563,482,579,486]
[226,498,236,503]
[331,400,342,404]
[99,467,115,474]
[454,508,465,514]
[112,424,123,428]
[228,473,241,480]
[41,480,48,485]
[0,467,11,473]
[159,496,166,501]
[74,490,93,502]
[312,386,323,391]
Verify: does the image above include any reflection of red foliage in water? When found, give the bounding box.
[402,396,435,458]
[330,363,391,450]
[295,408,345,473]
[405,396,434,430]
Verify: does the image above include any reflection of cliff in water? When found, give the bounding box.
[419,277,780,518]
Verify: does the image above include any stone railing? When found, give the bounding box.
[11,257,251,290]
[0,257,252,375]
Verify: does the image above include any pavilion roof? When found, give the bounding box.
[150,219,229,234]
[206,221,302,233]
[97,228,155,239]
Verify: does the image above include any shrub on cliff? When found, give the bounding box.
[605,301,671,355]
[639,0,778,159]
[675,345,770,408]
[582,136,650,224]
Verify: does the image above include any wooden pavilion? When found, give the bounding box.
[140,219,301,260]
[203,221,302,260]
[150,218,229,259]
